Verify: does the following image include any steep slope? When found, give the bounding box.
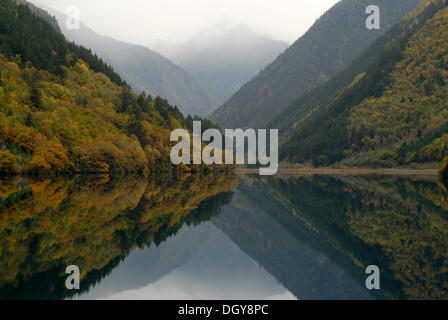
[210,0,422,129]
[269,2,435,137]
[0,0,190,174]
[280,0,448,167]
[153,25,288,105]
[13,0,60,31]
[38,4,220,117]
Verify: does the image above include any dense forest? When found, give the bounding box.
[210,0,421,129]
[0,172,237,299]
[278,0,448,168]
[0,0,221,175]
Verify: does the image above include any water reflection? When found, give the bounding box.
[231,174,448,300]
[1,173,448,300]
[76,222,295,300]
[0,172,238,299]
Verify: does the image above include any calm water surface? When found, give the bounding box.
[1,173,447,300]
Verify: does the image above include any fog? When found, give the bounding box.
[29,0,339,45]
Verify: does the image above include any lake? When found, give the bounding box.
[1,172,447,300]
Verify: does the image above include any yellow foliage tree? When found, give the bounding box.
[0,150,18,173]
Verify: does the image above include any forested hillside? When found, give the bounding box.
[0,0,203,174]
[280,0,448,168]
[210,0,421,129]
[13,0,60,31]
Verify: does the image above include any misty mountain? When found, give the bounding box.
[210,0,422,129]
[152,25,288,105]
[36,4,220,116]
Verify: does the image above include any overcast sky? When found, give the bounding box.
[29,0,340,45]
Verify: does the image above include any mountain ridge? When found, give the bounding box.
[35,2,220,117]
[0,0,203,174]
[153,25,288,105]
[278,0,448,168]
[210,0,422,129]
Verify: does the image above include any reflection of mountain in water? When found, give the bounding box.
[75,223,219,299]
[0,173,237,300]
[221,175,448,300]
[213,187,373,300]
[77,222,294,300]
[2,173,448,300]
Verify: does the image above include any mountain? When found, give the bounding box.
[33,3,220,117]
[278,0,448,168]
[152,25,288,105]
[210,0,422,129]
[0,0,197,174]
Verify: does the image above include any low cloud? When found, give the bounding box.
[29,0,339,44]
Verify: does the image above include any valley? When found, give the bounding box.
[2,0,448,302]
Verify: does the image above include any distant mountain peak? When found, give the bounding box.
[210,0,422,129]
[30,2,220,116]
[152,24,288,106]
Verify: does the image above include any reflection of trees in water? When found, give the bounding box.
[0,172,237,300]
[3,173,446,300]
[214,189,374,300]
[342,176,448,300]
[237,175,448,300]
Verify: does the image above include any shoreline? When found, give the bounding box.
[234,168,439,176]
